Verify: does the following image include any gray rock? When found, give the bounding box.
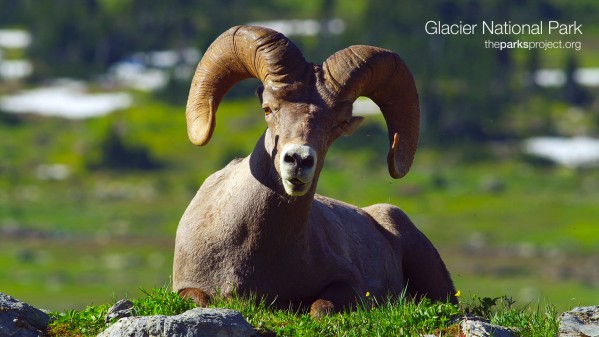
[97,307,256,337]
[460,316,519,337]
[559,305,599,337]
[0,292,49,337]
[105,299,136,324]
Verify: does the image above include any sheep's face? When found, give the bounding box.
[258,82,363,197]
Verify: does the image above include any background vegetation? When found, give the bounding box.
[0,0,598,318]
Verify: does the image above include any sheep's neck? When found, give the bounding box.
[246,133,315,244]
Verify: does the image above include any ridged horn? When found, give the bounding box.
[186,25,309,146]
[322,46,420,178]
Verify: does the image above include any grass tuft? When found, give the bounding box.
[135,287,196,316]
[47,286,560,337]
[48,304,110,337]
[48,287,195,337]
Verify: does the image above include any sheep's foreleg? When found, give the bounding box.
[309,282,357,318]
[178,287,211,307]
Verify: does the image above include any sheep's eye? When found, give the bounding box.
[263,106,272,116]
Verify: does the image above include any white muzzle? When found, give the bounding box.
[279,144,317,196]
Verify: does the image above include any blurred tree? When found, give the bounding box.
[14,0,281,79]
[525,49,541,92]
[562,54,591,107]
[357,0,514,143]
[353,0,599,143]
[88,122,162,171]
[0,2,26,25]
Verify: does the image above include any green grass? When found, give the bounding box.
[47,287,559,337]
[48,287,196,336]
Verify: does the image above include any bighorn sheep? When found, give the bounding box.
[173,25,456,316]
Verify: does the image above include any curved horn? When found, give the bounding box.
[186,25,309,146]
[322,46,420,179]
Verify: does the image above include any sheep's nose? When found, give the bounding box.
[283,151,315,170]
[280,144,317,172]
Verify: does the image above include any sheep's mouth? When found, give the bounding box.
[282,176,312,196]
[288,177,306,187]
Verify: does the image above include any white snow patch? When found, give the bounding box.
[524,136,599,168]
[0,80,133,119]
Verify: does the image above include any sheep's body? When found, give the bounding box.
[173,132,455,311]
[173,25,456,316]
[174,155,403,302]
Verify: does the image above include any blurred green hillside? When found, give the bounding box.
[1,0,598,313]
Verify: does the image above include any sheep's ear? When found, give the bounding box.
[344,116,364,136]
[256,86,265,104]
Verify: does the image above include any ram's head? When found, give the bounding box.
[186,25,420,197]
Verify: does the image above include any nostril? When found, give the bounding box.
[302,156,315,168]
[284,153,296,164]
[283,152,314,169]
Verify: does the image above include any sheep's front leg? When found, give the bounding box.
[178,288,211,307]
[309,282,358,318]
